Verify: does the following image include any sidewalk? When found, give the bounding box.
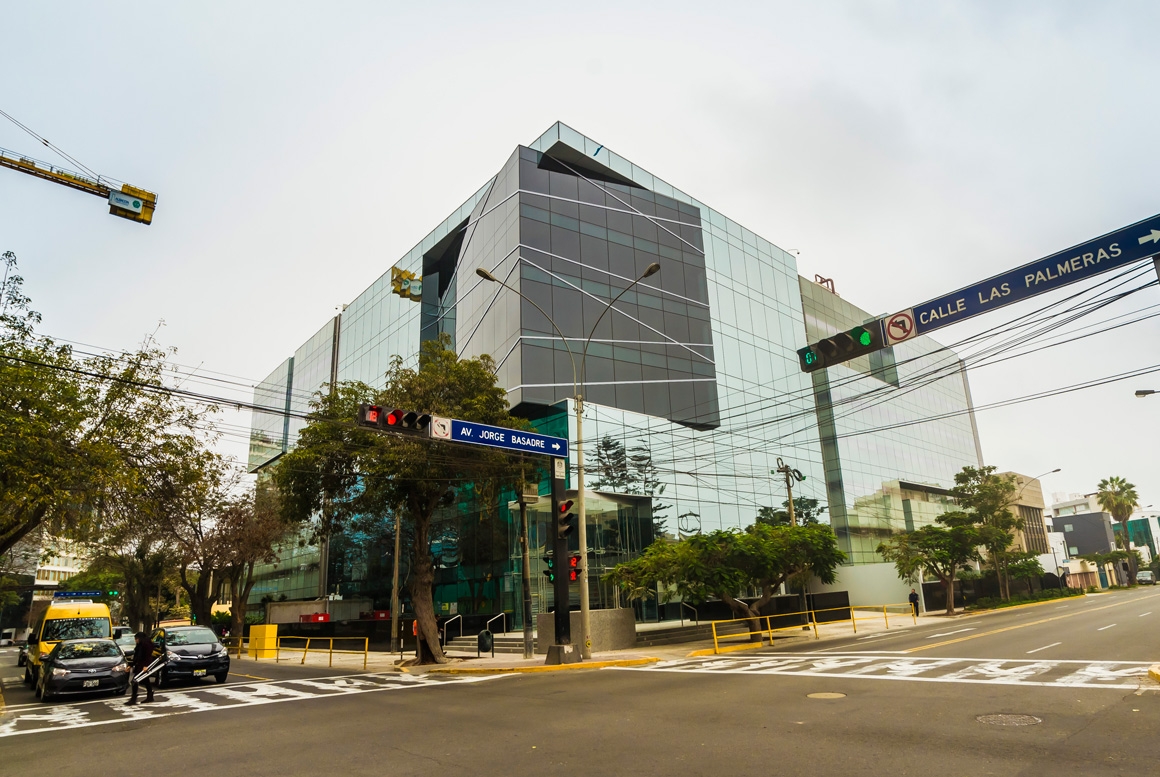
[240,609,925,676]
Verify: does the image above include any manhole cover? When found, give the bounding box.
[807,692,846,699]
[976,714,1042,727]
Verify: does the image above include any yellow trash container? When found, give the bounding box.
[248,624,278,659]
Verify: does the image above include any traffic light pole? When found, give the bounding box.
[546,456,579,664]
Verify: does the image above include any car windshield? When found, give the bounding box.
[115,634,136,645]
[57,641,122,660]
[164,628,218,646]
[42,618,111,641]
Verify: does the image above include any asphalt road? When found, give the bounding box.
[2,588,1158,776]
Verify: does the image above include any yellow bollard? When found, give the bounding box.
[248,624,278,659]
[712,622,720,654]
[883,605,890,629]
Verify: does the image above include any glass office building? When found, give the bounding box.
[248,122,982,622]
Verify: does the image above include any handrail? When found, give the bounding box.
[485,613,507,635]
[680,601,698,626]
[442,614,463,647]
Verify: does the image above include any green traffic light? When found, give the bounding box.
[858,330,872,347]
[804,350,817,365]
[107,590,119,596]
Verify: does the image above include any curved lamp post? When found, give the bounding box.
[1135,390,1156,398]
[476,261,660,659]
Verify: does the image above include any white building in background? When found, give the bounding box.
[1,531,90,601]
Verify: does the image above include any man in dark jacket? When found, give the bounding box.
[126,631,160,705]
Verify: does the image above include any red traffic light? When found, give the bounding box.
[386,409,404,427]
[568,569,580,582]
[559,500,575,514]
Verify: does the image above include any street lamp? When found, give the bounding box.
[476,260,661,660]
[1135,390,1156,398]
[1016,468,1061,499]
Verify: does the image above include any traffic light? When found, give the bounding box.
[798,320,886,373]
[357,405,432,436]
[383,409,432,436]
[107,590,119,596]
[567,553,582,583]
[542,555,558,583]
[557,499,576,540]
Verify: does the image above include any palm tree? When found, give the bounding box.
[1096,476,1140,585]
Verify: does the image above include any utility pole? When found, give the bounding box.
[773,457,810,628]
[389,505,403,654]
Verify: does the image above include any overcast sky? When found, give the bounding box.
[3,1,1158,509]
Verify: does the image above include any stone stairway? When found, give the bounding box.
[445,633,532,655]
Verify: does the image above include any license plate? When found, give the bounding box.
[193,669,207,677]
[83,679,99,688]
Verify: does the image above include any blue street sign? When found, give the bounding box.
[447,419,568,457]
[909,212,1160,336]
[53,591,101,598]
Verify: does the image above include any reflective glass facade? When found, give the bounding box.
[248,122,982,621]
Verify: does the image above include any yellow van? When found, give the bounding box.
[24,596,113,686]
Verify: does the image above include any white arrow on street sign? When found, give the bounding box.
[1138,229,1160,245]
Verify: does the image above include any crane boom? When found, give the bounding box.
[0,146,156,225]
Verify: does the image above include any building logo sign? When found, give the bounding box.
[391,266,423,301]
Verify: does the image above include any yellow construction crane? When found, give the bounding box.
[0,146,157,225]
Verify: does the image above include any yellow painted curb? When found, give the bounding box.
[687,642,767,657]
[423,657,659,675]
[1149,664,1160,684]
[0,676,5,712]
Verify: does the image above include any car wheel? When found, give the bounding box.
[214,671,228,684]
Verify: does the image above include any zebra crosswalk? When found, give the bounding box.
[0,671,504,738]
[614,652,1160,690]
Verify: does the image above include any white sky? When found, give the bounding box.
[2,1,1158,509]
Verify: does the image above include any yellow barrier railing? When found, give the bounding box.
[708,602,918,654]
[275,636,369,669]
[222,636,248,659]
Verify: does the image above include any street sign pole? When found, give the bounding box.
[546,457,579,665]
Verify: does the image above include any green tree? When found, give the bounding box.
[756,498,827,527]
[1007,552,1045,597]
[951,466,1020,600]
[605,523,846,640]
[1096,476,1140,584]
[219,483,288,638]
[2,252,219,560]
[276,336,528,664]
[877,512,984,615]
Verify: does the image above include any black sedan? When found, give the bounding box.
[152,626,230,685]
[36,638,130,701]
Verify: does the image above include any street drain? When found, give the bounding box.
[976,714,1042,727]
[807,692,846,699]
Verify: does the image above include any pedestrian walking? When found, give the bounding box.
[126,631,158,705]
[908,588,920,616]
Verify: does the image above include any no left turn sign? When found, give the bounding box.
[885,309,917,345]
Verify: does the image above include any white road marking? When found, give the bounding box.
[619,652,1160,691]
[1139,612,1151,617]
[1026,642,1062,654]
[0,672,507,738]
[926,628,976,639]
[1097,624,1117,631]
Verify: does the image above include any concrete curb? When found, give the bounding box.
[687,642,767,658]
[417,657,659,675]
[1149,664,1160,684]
